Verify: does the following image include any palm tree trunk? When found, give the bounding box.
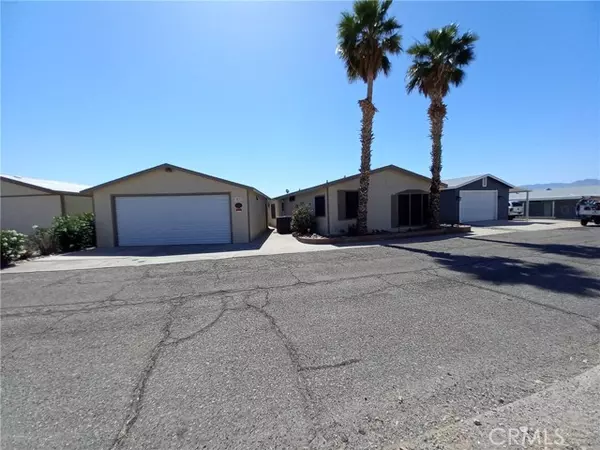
[357,76,376,235]
[427,94,447,229]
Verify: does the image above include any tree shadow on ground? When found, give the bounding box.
[384,244,600,297]
[466,236,600,260]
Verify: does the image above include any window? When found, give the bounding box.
[270,203,276,219]
[314,196,326,217]
[397,193,429,227]
[281,201,285,214]
[482,177,488,187]
[345,191,359,219]
[289,195,296,202]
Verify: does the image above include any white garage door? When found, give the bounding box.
[115,195,231,246]
[459,190,498,223]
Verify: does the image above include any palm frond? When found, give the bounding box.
[406,61,434,96]
[381,33,402,55]
[337,0,403,84]
[449,68,465,87]
[381,55,391,76]
[405,23,478,98]
[381,17,402,37]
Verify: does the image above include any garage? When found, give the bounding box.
[459,190,497,222]
[115,195,231,246]
[441,174,514,224]
[82,163,268,248]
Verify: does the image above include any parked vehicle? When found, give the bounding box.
[575,197,600,226]
[508,201,524,220]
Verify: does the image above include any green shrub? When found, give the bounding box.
[291,204,314,235]
[51,213,96,252]
[1,230,27,267]
[29,225,58,256]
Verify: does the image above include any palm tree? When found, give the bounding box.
[406,24,478,228]
[337,0,402,235]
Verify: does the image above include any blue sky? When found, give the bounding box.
[2,1,599,197]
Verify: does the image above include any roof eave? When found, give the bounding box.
[272,165,438,200]
[1,176,58,195]
[81,163,267,197]
[445,174,515,190]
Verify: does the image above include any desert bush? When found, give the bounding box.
[52,213,96,252]
[291,204,314,235]
[1,229,27,267]
[29,225,58,255]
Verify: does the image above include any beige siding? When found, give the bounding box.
[248,192,268,241]
[1,195,62,234]
[92,168,251,247]
[1,179,48,196]
[278,188,328,235]
[63,195,93,215]
[272,169,428,236]
[328,170,430,235]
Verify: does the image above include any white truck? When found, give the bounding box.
[508,201,524,220]
[576,197,600,226]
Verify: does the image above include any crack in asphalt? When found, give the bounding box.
[299,358,361,372]
[3,311,76,357]
[109,301,179,450]
[5,247,595,320]
[40,272,81,288]
[244,293,363,446]
[165,297,229,346]
[245,300,320,445]
[109,294,230,449]
[1,266,418,317]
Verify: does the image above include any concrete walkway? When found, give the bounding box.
[2,220,583,273]
[468,219,582,237]
[3,231,343,273]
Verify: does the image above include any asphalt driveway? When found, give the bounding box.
[2,227,599,449]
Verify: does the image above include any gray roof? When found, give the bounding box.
[510,185,600,201]
[1,174,90,194]
[442,174,514,190]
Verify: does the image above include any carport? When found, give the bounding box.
[509,187,531,220]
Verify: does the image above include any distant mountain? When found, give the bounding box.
[522,179,600,190]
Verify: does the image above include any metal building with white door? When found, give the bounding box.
[440,174,515,224]
[82,164,269,247]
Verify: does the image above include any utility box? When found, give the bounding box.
[276,216,292,234]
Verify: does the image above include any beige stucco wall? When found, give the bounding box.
[1,195,62,234]
[64,195,93,216]
[91,168,251,247]
[248,192,268,241]
[328,169,430,235]
[279,188,328,235]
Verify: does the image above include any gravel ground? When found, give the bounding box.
[2,227,599,449]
